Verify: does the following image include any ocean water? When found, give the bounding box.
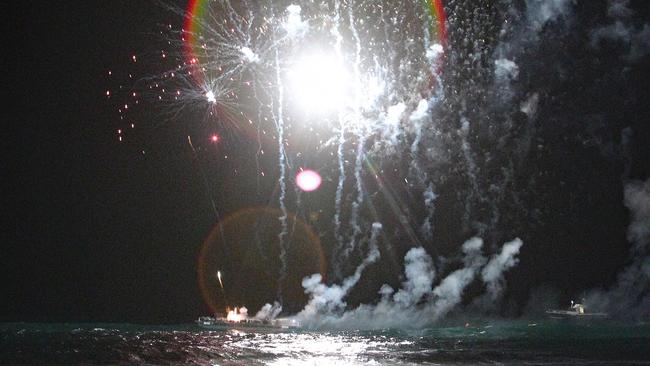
[1,320,648,365]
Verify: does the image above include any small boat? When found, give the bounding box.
[545,300,608,319]
[196,316,228,327]
[195,316,300,329]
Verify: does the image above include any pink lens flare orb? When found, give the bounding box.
[296,170,322,192]
[210,134,220,143]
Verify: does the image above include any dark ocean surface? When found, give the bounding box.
[1,320,649,365]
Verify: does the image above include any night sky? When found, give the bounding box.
[6,2,210,323]
[5,1,650,324]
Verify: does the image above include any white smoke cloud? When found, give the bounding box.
[587,179,650,318]
[428,238,486,318]
[492,0,573,66]
[426,43,444,64]
[493,58,520,101]
[486,0,573,136]
[624,179,650,253]
[608,0,633,18]
[525,0,572,32]
[409,99,429,122]
[377,102,407,148]
[591,21,631,46]
[420,183,438,241]
[520,93,539,119]
[393,247,435,307]
[296,224,382,323]
[591,0,650,62]
[629,25,650,61]
[385,103,406,126]
[482,238,524,300]
[615,179,650,316]
[254,301,283,321]
[491,0,572,65]
[294,236,523,330]
[494,58,519,81]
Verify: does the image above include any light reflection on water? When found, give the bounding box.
[1,321,649,365]
[232,331,414,365]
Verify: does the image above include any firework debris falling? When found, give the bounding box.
[105,0,650,326]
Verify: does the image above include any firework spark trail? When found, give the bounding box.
[343,133,367,264]
[380,0,393,75]
[187,135,220,219]
[242,13,271,257]
[409,128,425,184]
[419,183,436,241]
[187,0,279,103]
[459,116,480,233]
[408,98,432,186]
[273,46,289,301]
[332,0,347,278]
[409,110,430,239]
[342,0,368,265]
[137,0,454,300]
[253,81,264,197]
[192,6,246,78]
[115,0,571,329]
[187,135,231,267]
[411,78,444,241]
[423,5,432,58]
[333,128,346,278]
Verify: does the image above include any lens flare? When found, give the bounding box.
[296,170,322,192]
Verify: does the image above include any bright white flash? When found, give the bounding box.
[205,90,216,103]
[288,53,349,114]
[241,47,259,63]
[284,4,308,37]
[216,270,224,288]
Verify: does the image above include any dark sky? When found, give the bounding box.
[5,1,213,323]
[4,1,650,323]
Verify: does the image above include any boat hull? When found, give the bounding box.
[545,310,609,320]
[196,317,300,329]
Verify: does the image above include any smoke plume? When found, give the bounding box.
[482,238,524,301]
[294,237,523,329]
[254,302,283,321]
[591,0,650,62]
[587,179,650,318]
